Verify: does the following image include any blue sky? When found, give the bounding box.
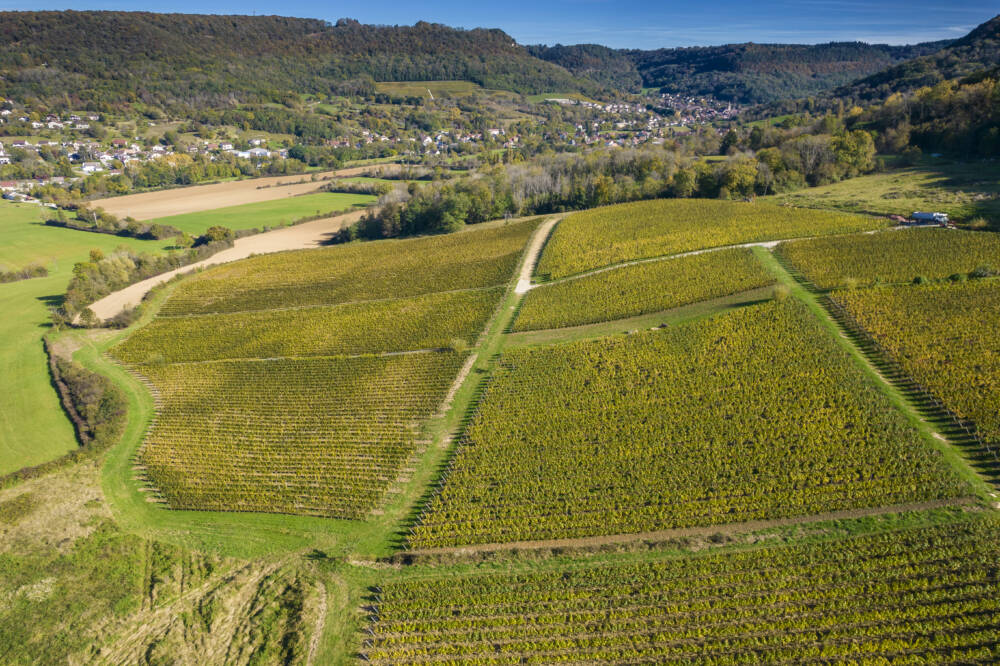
[7,1,997,48]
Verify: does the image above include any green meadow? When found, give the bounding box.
[770,160,1000,225]
[0,203,173,474]
[148,191,375,234]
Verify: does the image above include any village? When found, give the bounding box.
[0,92,734,204]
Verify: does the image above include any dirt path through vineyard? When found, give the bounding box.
[87,208,368,320]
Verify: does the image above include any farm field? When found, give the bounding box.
[778,228,1000,289]
[146,191,375,234]
[410,299,966,548]
[0,203,172,475]
[112,218,542,518]
[160,219,540,315]
[113,288,502,363]
[769,160,1000,224]
[368,515,1000,663]
[513,247,774,331]
[91,164,395,221]
[535,198,883,279]
[135,353,466,517]
[93,169,342,220]
[834,281,1000,448]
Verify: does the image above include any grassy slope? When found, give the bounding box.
[0,204,172,474]
[770,160,1000,224]
[147,191,375,234]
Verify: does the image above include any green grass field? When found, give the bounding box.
[374,80,484,98]
[146,191,374,234]
[525,92,599,104]
[771,160,1000,224]
[0,203,172,474]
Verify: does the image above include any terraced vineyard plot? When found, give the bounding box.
[411,300,966,547]
[778,228,1000,289]
[536,199,881,279]
[368,517,1000,663]
[835,281,1000,447]
[513,247,773,331]
[114,288,501,363]
[137,353,466,518]
[160,219,539,316]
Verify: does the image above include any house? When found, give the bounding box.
[111,138,127,147]
[248,147,270,158]
[220,142,233,151]
[80,162,103,173]
[0,181,18,192]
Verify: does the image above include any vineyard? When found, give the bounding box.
[512,248,773,331]
[410,300,966,547]
[110,218,545,518]
[834,281,1000,448]
[159,219,539,316]
[777,228,1000,289]
[366,516,1000,663]
[113,288,501,363]
[535,199,882,280]
[136,353,466,518]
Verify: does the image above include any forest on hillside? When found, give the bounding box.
[0,12,591,109]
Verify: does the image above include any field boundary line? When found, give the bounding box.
[121,347,455,368]
[505,285,775,342]
[402,216,563,548]
[403,497,978,556]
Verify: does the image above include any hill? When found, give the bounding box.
[623,41,952,103]
[837,15,1000,101]
[527,43,644,93]
[0,12,592,109]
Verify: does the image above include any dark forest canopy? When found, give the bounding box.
[622,41,953,103]
[528,40,954,102]
[0,11,995,111]
[835,15,1000,103]
[0,11,594,108]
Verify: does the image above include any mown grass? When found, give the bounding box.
[770,160,1000,225]
[147,191,375,234]
[0,203,172,475]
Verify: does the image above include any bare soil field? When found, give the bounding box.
[94,165,393,221]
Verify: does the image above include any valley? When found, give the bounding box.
[1,7,999,665]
